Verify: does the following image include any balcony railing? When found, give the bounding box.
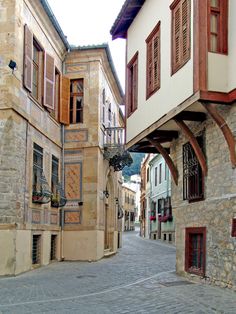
[103,127,132,171]
[103,127,125,148]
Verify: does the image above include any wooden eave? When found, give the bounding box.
[110,0,145,40]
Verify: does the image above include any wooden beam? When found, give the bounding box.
[174,119,207,176]
[176,111,206,122]
[146,137,178,185]
[150,130,179,138]
[203,102,236,168]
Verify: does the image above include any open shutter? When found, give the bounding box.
[44,53,55,109]
[59,76,70,124]
[23,24,33,92]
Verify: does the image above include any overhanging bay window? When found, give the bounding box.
[208,0,228,54]
[183,135,204,202]
[70,79,84,123]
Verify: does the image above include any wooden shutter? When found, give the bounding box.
[147,40,153,96]
[153,33,160,90]
[173,3,181,70]
[23,24,33,92]
[44,53,55,109]
[132,58,138,111]
[59,76,70,124]
[182,0,190,62]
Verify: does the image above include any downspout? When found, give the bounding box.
[60,124,65,261]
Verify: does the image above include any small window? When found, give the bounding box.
[32,40,43,102]
[32,235,41,264]
[127,52,138,116]
[208,0,228,54]
[170,0,191,74]
[231,218,236,237]
[185,227,206,276]
[70,79,84,124]
[147,168,150,182]
[159,163,162,184]
[32,143,43,196]
[146,21,161,99]
[169,234,172,242]
[51,155,59,199]
[50,235,57,261]
[183,135,204,202]
[154,167,158,186]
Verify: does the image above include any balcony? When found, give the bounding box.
[103,127,132,171]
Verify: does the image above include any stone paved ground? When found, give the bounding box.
[0,231,235,314]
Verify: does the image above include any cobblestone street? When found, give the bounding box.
[0,231,235,314]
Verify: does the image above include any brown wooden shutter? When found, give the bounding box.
[133,59,138,111]
[147,40,153,96]
[59,76,70,124]
[173,4,181,70]
[44,53,55,109]
[23,24,33,92]
[232,218,236,237]
[153,33,160,90]
[182,0,190,62]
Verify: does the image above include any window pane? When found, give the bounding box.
[211,0,219,8]
[210,14,218,33]
[210,34,218,52]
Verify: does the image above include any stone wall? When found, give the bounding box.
[171,103,236,289]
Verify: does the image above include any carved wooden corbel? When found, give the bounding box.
[174,119,208,176]
[203,102,236,168]
[145,137,178,185]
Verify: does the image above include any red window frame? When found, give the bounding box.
[127,52,138,117]
[146,21,161,99]
[208,0,228,54]
[185,227,206,276]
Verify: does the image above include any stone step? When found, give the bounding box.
[104,249,116,258]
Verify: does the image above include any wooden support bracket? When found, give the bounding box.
[174,119,208,176]
[203,102,236,168]
[146,137,178,185]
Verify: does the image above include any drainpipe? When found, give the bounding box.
[60,124,65,261]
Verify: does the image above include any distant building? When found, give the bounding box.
[122,184,136,231]
[149,155,174,243]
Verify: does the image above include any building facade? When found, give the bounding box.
[122,184,136,231]
[149,154,174,243]
[111,0,236,289]
[0,0,124,275]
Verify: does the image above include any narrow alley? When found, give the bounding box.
[0,231,235,314]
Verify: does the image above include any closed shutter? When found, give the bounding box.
[23,24,33,92]
[59,76,70,124]
[133,59,138,111]
[147,40,153,96]
[173,4,181,69]
[182,0,190,61]
[44,53,55,109]
[153,33,160,90]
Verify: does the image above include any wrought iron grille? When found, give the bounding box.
[32,235,41,264]
[183,136,204,201]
